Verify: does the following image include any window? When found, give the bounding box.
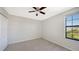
[65,13,79,41]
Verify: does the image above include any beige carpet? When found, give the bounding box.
[5,38,70,51]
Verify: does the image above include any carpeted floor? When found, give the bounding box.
[5,38,70,51]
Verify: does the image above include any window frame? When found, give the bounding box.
[65,14,79,41]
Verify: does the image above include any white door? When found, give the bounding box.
[0,14,8,51]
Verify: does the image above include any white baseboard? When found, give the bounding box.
[8,37,41,45]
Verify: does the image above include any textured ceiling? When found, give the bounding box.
[4,7,73,20]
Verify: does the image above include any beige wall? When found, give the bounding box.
[8,15,42,44]
[42,8,79,51]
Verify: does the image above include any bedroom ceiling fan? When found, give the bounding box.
[28,7,47,16]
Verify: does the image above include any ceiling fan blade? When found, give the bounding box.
[40,11,45,15]
[39,7,47,10]
[29,11,35,13]
[33,7,37,10]
[36,13,38,16]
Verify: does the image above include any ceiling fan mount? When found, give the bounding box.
[29,7,47,16]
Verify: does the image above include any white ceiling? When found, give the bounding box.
[4,7,73,20]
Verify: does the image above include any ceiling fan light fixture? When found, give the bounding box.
[28,7,47,16]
